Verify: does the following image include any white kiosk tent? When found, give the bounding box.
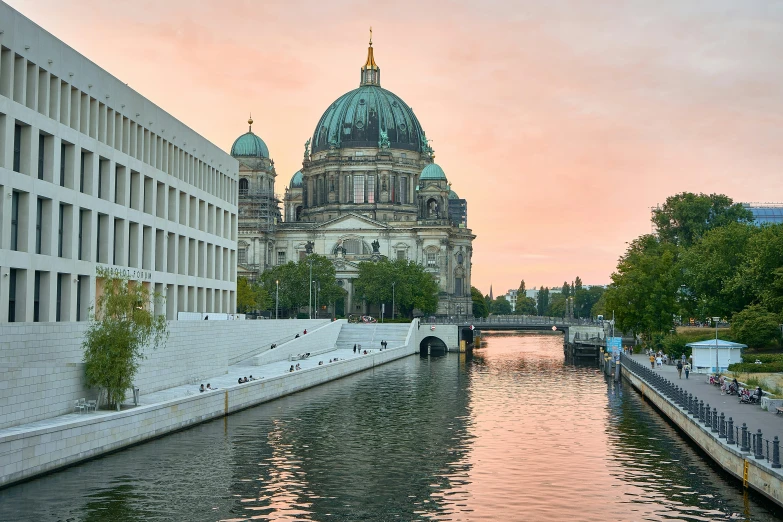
[686,339,747,374]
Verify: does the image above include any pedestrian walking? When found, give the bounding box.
[649,354,655,369]
[676,360,683,379]
[353,344,357,353]
[685,363,691,379]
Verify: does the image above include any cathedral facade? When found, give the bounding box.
[233,37,474,318]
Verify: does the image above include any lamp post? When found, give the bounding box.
[308,256,313,319]
[275,280,279,320]
[392,281,396,320]
[712,316,721,373]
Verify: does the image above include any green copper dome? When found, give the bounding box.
[448,189,459,200]
[312,85,425,153]
[290,170,303,189]
[231,131,269,158]
[421,163,447,181]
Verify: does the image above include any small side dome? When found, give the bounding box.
[290,170,303,189]
[448,189,459,200]
[421,163,447,181]
[230,116,270,158]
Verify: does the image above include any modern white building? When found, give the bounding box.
[0,1,239,323]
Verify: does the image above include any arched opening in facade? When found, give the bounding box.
[295,206,303,221]
[419,335,447,354]
[239,178,249,196]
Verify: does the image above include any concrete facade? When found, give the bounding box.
[0,1,239,323]
[0,322,418,487]
[0,319,328,429]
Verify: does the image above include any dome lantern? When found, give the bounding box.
[231,114,270,159]
[360,27,380,87]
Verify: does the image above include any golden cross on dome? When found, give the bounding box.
[370,26,373,46]
[248,113,253,132]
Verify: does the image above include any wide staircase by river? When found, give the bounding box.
[335,323,410,351]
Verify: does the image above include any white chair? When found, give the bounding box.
[73,398,86,413]
[85,399,98,413]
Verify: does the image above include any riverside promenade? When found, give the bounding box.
[623,353,783,507]
[627,353,783,441]
[0,324,416,488]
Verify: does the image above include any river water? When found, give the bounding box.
[1,332,781,521]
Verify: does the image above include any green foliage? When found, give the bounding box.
[548,292,566,317]
[537,287,550,316]
[490,296,512,315]
[574,286,604,319]
[260,255,345,317]
[471,286,489,318]
[732,225,783,314]
[605,235,680,341]
[561,281,570,298]
[574,276,583,293]
[353,259,438,317]
[517,296,538,315]
[515,280,526,313]
[652,192,753,248]
[236,277,271,314]
[660,334,690,360]
[729,304,781,348]
[728,362,783,374]
[83,273,168,409]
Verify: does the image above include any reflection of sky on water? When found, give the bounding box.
[0,333,780,521]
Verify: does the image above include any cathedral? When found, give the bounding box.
[232,35,475,318]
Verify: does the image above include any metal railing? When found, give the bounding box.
[621,354,781,470]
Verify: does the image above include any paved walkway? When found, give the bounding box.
[628,354,783,440]
[0,345,378,439]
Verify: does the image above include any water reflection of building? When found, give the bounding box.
[234,35,475,318]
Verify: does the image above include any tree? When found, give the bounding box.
[471,286,489,318]
[515,280,526,313]
[491,296,512,315]
[561,281,570,298]
[679,222,757,319]
[574,286,604,319]
[730,304,781,348]
[236,277,271,314]
[652,192,753,248]
[517,296,537,315]
[83,272,168,410]
[353,259,438,317]
[548,292,567,317]
[260,254,344,317]
[574,276,583,293]
[731,224,783,315]
[604,235,680,341]
[537,287,550,316]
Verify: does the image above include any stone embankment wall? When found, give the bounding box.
[622,366,783,507]
[0,320,329,429]
[0,322,418,487]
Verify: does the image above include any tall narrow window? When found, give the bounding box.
[13,124,21,172]
[353,174,365,203]
[38,134,45,180]
[366,175,375,203]
[58,203,64,257]
[56,273,62,322]
[10,192,19,251]
[78,209,84,260]
[76,278,82,321]
[455,277,463,296]
[60,143,66,186]
[8,269,17,322]
[96,214,102,263]
[400,177,409,204]
[97,161,103,199]
[33,271,41,322]
[238,246,248,265]
[36,198,43,254]
[239,178,249,196]
[79,151,85,193]
[427,252,437,267]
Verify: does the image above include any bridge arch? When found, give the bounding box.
[419,335,448,354]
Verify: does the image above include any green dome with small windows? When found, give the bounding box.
[231,117,269,158]
[421,163,447,181]
[448,189,459,200]
[290,171,303,189]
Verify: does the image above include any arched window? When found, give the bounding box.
[238,243,248,265]
[239,178,249,196]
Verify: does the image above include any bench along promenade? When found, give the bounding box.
[0,320,451,488]
[621,353,783,507]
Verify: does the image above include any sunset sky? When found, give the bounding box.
[9,0,783,296]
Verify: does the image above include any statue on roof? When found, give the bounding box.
[304,138,311,160]
[371,239,380,253]
[328,132,339,150]
[378,129,390,150]
[420,131,434,156]
[305,241,315,254]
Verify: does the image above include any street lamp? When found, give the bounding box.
[308,256,313,319]
[392,281,396,320]
[712,316,721,373]
[275,280,279,320]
